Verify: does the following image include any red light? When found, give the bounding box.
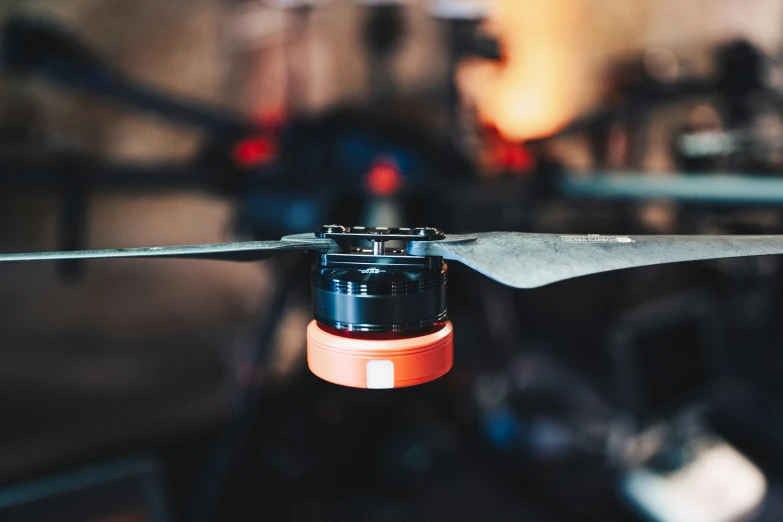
[365,160,403,196]
[233,136,275,167]
[499,143,534,172]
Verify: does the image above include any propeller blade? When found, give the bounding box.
[409,232,783,289]
[0,237,335,263]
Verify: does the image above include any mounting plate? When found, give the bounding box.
[315,225,445,242]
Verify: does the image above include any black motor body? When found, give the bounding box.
[310,226,448,333]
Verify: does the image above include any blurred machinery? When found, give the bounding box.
[4,2,783,522]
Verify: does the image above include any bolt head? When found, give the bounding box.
[412,227,444,239]
[319,224,348,234]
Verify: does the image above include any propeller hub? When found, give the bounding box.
[307,225,453,388]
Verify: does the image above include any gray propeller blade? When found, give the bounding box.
[0,236,335,263]
[409,232,783,289]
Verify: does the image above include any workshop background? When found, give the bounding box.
[2,0,783,521]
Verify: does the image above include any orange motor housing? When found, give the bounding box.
[307,320,454,389]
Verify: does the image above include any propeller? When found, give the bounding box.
[4,230,783,290]
[409,232,783,288]
[0,237,335,263]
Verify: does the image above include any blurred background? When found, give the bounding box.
[3,0,783,520]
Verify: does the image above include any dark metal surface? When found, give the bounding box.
[315,225,445,242]
[311,262,448,332]
[320,252,442,269]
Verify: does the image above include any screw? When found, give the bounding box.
[319,224,347,234]
[412,227,445,240]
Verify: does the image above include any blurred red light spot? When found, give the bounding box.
[366,160,403,196]
[233,136,275,167]
[499,143,534,173]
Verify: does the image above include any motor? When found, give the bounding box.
[307,225,454,388]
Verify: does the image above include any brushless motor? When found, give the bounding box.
[306,226,454,388]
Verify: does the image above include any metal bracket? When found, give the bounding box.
[315,225,444,256]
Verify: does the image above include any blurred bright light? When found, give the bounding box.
[462,0,584,141]
[366,158,404,196]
